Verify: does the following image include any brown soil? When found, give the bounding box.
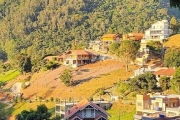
[20,60,123,99]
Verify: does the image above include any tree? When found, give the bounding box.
[159,76,170,91]
[130,72,157,91]
[147,40,162,56]
[170,67,180,93]
[15,53,32,74]
[108,42,120,54]
[117,40,140,72]
[170,16,179,34]
[164,47,180,68]
[169,0,180,9]
[60,68,72,86]
[16,104,51,120]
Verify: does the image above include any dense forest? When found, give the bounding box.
[0,0,180,72]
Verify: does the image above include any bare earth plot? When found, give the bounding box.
[21,60,136,100]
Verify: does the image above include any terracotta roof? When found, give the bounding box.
[127,33,144,40]
[65,98,109,119]
[128,33,144,36]
[66,50,95,55]
[154,68,175,76]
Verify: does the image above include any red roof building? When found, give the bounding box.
[65,98,109,120]
[59,50,97,68]
[154,68,175,76]
[154,68,175,80]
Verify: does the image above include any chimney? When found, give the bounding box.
[68,110,71,114]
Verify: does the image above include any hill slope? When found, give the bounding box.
[0,0,180,62]
[164,34,180,47]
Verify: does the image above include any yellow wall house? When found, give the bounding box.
[101,34,121,42]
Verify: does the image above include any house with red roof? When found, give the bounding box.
[59,50,97,68]
[154,68,175,80]
[64,98,109,120]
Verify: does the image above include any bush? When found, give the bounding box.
[50,97,54,102]
[60,68,72,86]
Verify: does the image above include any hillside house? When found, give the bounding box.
[135,94,180,120]
[154,68,175,80]
[144,20,170,42]
[124,33,144,41]
[59,50,97,68]
[55,98,111,120]
[101,34,121,43]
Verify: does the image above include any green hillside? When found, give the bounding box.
[0,0,179,64]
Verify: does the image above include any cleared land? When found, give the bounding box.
[20,60,136,99]
[4,60,138,119]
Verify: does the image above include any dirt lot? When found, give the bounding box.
[20,60,124,99]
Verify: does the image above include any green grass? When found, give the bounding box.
[0,70,20,82]
[0,103,14,119]
[108,109,135,120]
[0,103,6,110]
[107,102,136,120]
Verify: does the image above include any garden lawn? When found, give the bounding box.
[11,101,55,116]
[108,100,136,120]
[0,70,20,82]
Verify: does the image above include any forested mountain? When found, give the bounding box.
[0,0,179,68]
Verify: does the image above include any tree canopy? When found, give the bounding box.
[117,40,140,71]
[164,47,180,68]
[16,104,51,120]
[0,0,179,72]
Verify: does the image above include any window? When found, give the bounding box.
[137,102,142,106]
[82,106,95,118]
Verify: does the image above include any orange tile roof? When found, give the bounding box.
[67,50,95,55]
[154,68,175,76]
[128,33,144,36]
[65,98,109,119]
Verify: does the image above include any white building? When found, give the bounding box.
[144,20,170,41]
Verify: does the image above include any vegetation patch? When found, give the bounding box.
[108,100,135,120]
[0,70,20,82]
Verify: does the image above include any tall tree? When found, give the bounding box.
[164,47,180,68]
[147,40,163,56]
[109,42,120,54]
[170,67,180,93]
[159,76,170,91]
[117,40,140,72]
[170,16,179,34]
[16,104,51,120]
[15,53,32,74]
[60,68,72,86]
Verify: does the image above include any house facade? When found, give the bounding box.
[153,68,175,80]
[59,50,97,68]
[55,98,110,120]
[144,20,170,41]
[135,94,180,120]
[101,34,121,43]
[55,99,111,120]
[124,33,144,41]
